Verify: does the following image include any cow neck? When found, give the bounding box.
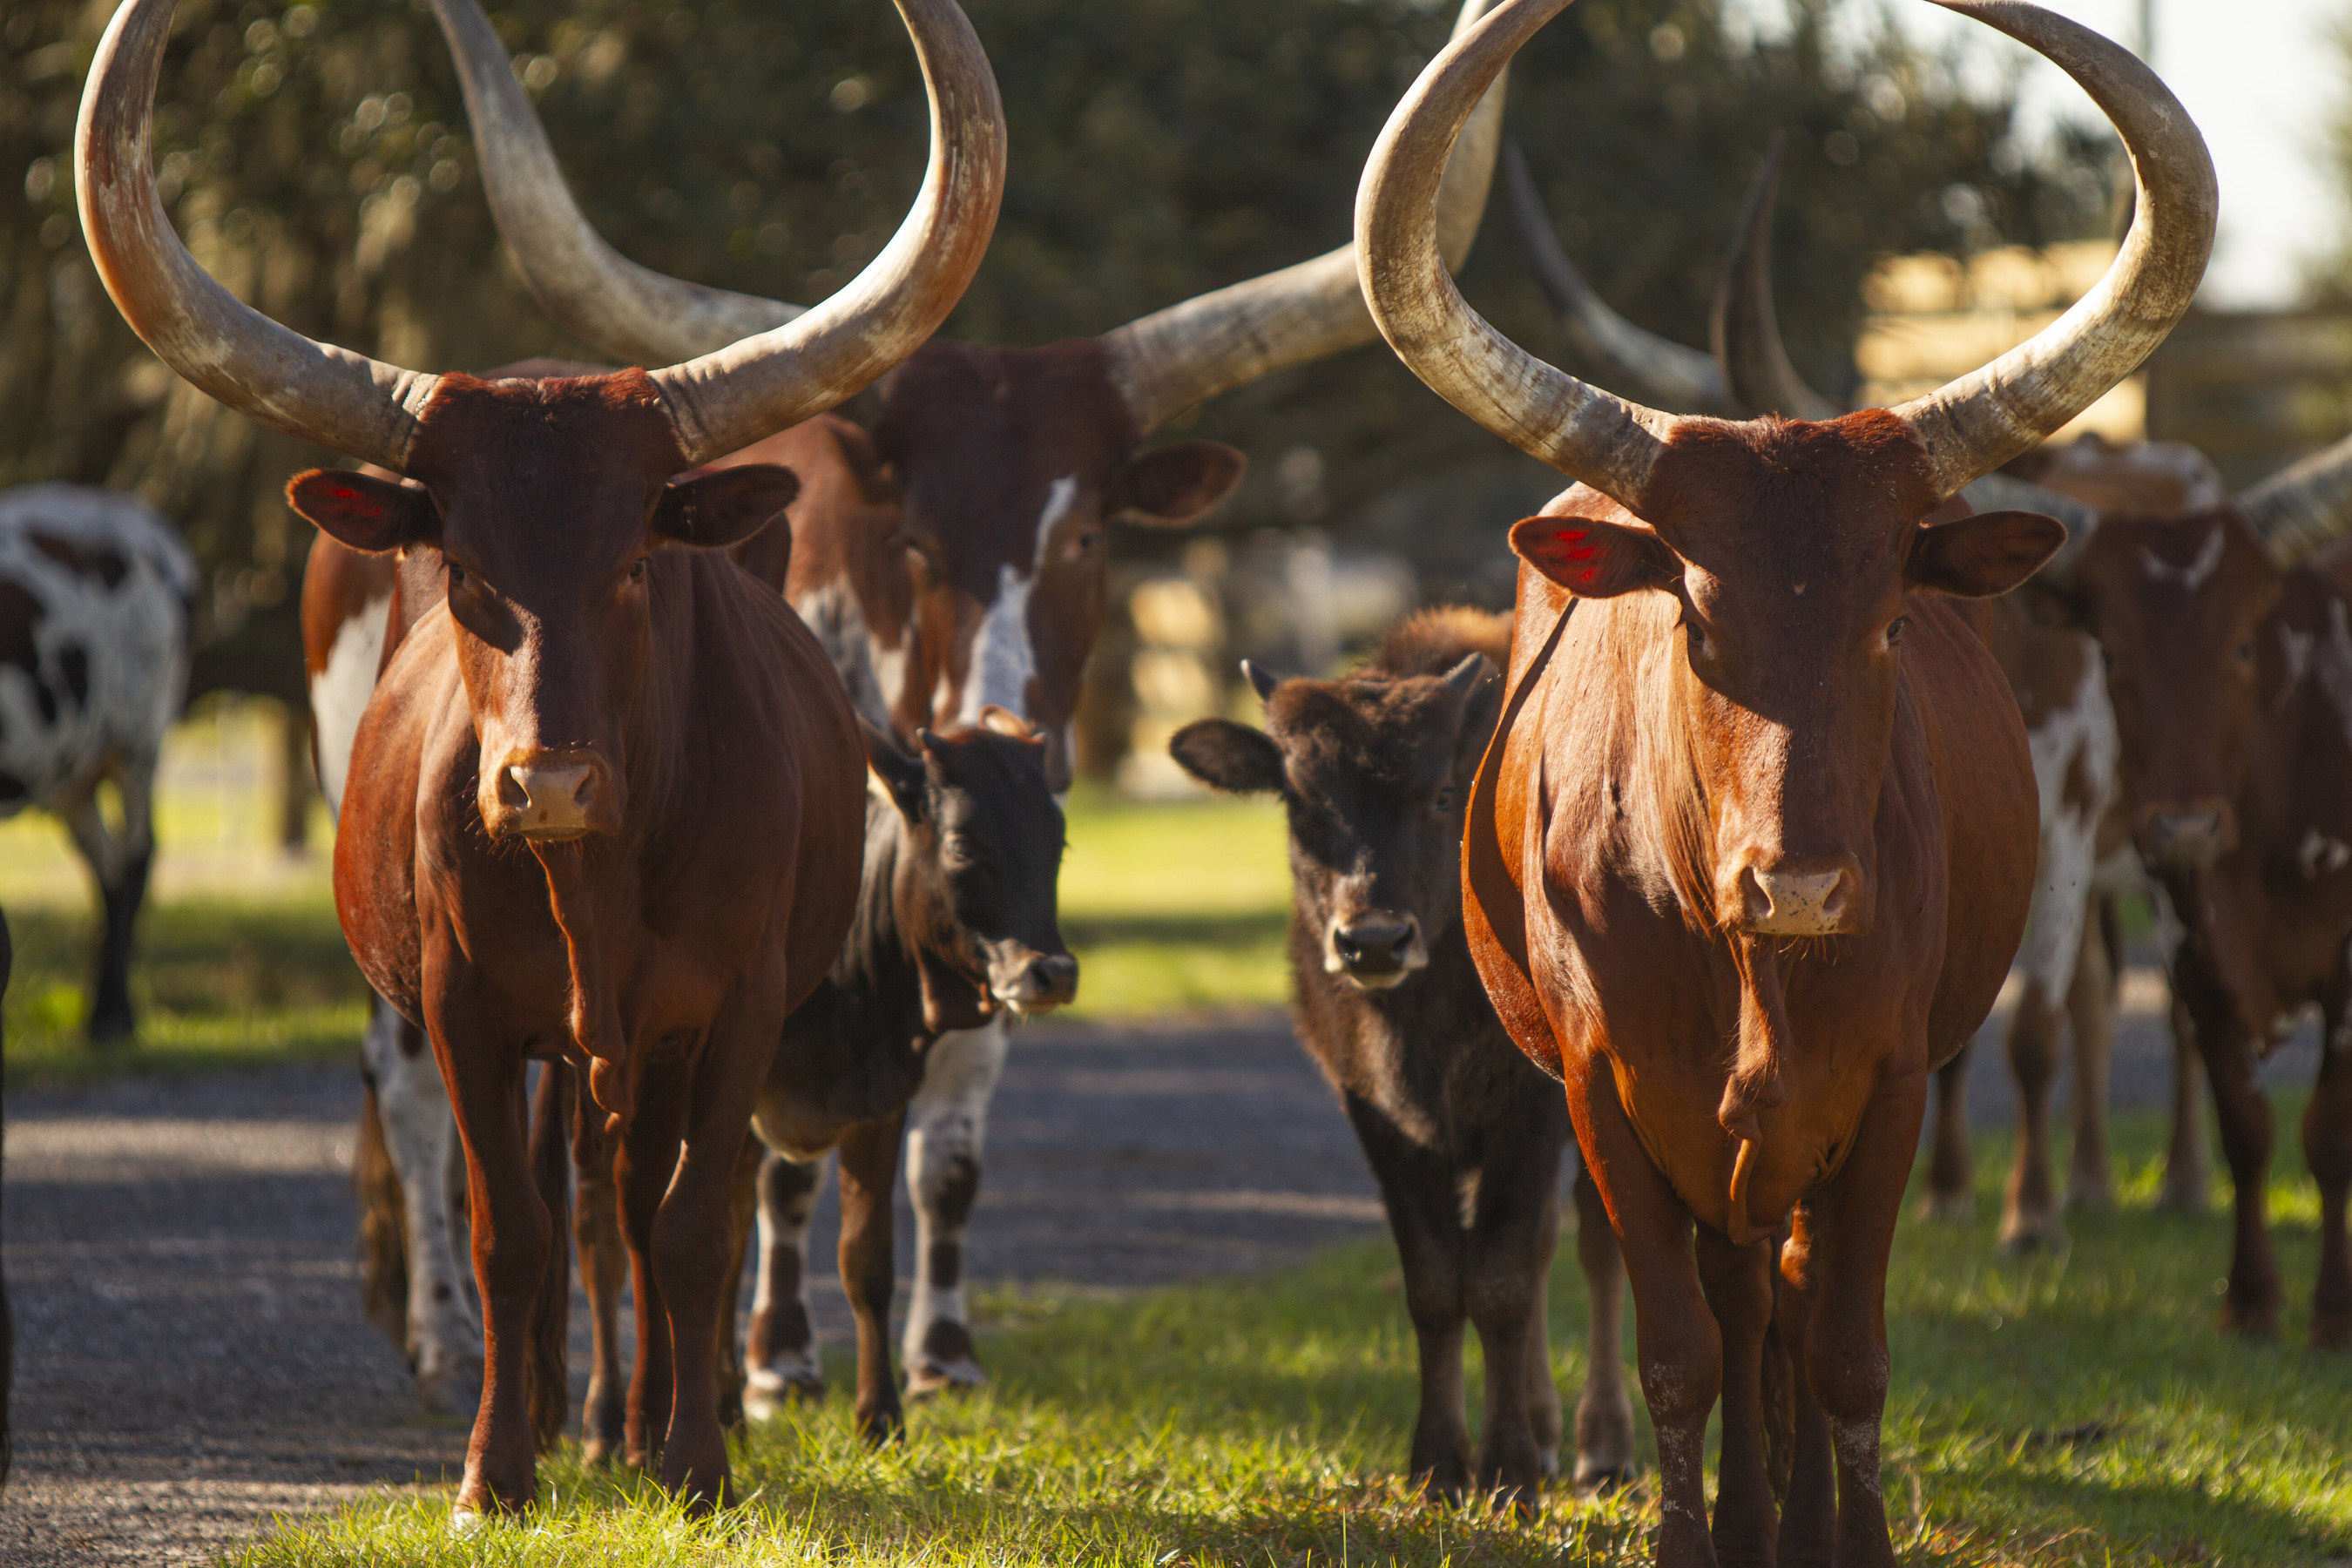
[1719,932,1791,1246]
[524,588,678,1132]
[833,788,925,1033]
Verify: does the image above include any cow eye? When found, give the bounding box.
[446,560,465,586]
[2236,639,2254,666]
[1433,787,1456,814]
[1885,616,1909,648]
[629,557,648,584]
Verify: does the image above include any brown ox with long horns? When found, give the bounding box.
[1507,133,2227,1247]
[76,0,1005,1517]
[1359,0,2213,1561]
[409,0,1511,1399]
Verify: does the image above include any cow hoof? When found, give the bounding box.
[1997,1217,2065,1255]
[417,1362,484,1422]
[904,1355,987,1398]
[1914,1190,1975,1223]
[2065,1177,2113,1213]
[2154,1183,2210,1215]
[2310,1314,2351,1352]
[1572,1461,1635,1496]
[2221,1300,2281,1340]
[743,1363,828,1422]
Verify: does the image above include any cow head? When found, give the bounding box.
[436,0,1514,794]
[864,709,1076,1027]
[872,341,1244,790]
[1511,415,2060,935]
[286,374,799,841]
[1170,642,1498,988]
[2056,510,2279,869]
[1360,0,2214,935]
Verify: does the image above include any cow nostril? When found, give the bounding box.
[501,767,531,810]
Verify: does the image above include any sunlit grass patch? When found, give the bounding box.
[232,1105,2352,1566]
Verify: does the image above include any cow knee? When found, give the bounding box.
[909,1135,982,1229]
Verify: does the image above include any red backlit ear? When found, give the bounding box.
[1907,510,2067,598]
[285,470,436,554]
[1508,517,1680,598]
[1118,442,1247,527]
[655,463,801,549]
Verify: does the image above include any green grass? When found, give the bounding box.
[225,1106,2352,1567]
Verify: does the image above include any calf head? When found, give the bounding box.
[287,372,796,842]
[1511,414,2060,936]
[865,707,1076,1029]
[1170,653,1498,989]
[2058,510,2281,870]
[874,341,1243,789]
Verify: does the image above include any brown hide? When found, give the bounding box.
[322,369,864,1515]
[709,340,1244,788]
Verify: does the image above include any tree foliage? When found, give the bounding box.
[1,0,2113,682]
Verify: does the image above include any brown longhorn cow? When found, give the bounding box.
[422,0,1511,1398]
[76,0,1006,1517]
[1510,129,2224,1247]
[2028,441,2352,1346]
[1359,2,2212,1562]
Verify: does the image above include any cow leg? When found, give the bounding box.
[1463,1136,1563,1506]
[2064,901,2118,1213]
[1570,1160,1635,1490]
[902,1020,1006,1394]
[745,1152,829,1417]
[571,1098,629,1464]
[1576,1071,1718,1568]
[837,1111,909,1444]
[363,995,483,1417]
[55,774,152,1045]
[1788,1068,1924,1568]
[1522,1237,1564,1476]
[618,1072,691,1472]
[2179,946,2282,1338]
[430,1014,545,1522]
[2305,954,2352,1351]
[2159,996,2211,1213]
[713,1132,764,1431]
[1341,1094,1470,1499]
[1997,974,2066,1252]
[1694,1227,1778,1566]
[1773,1219,1835,1568]
[649,1018,783,1511]
[1915,1040,1973,1221]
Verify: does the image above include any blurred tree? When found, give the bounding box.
[2,0,2113,694]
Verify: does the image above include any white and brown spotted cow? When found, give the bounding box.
[0,484,193,1043]
[424,0,1511,1396]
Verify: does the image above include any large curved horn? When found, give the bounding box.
[641,0,1004,463]
[1710,130,1842,422]
[1356,0,1676,510]
[1891,2,2214,500]
[77,0,441,471]
[1096,0,1511,435]
[428,0,804,368]
[1504,138,1734,416]
[2235,432,2352,568]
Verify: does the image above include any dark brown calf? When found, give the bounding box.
[1362,3,2210,1562]
[2,902,13,1484]
[2045,455,2352,1345]
[1171,608,1632,1503]
[78,0,1004,1517]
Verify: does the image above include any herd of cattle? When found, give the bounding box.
[0,0,2348,1556]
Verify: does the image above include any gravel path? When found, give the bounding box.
[0,979,2324,1564]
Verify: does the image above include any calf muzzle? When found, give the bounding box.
[990,948,1078,1016]
[1326,910,1427,990]
[483,747,623,841]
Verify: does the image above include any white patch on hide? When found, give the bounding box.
[952,476,1077,729]
[310,592,389,818]
[2138,528,2225,593]
[2298,829,2352,881]
[2011,637,2119,1001]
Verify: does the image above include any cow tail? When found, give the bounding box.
[525,1060,574,1453]
[351,1075,412,1358]
[1761,1233,1797,1505]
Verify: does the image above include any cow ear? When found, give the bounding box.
[1509,517,1680,598]
[1117,442,1247,527]
[1908,510,2067,598]
[654,463,801,549]
[861,720,928,821]
[286,470,436,554]
[1168,718,1285,794]
[977,705,1041,742]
